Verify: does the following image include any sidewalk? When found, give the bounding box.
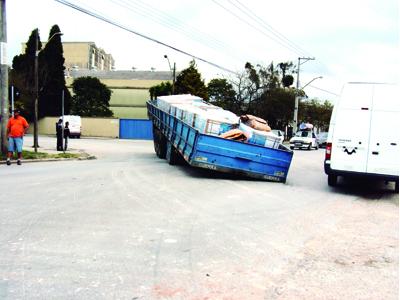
[0,135,95,164]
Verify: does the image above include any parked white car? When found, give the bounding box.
[61,115,82,138]
[289,130,319,150]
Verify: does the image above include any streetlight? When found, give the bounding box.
[292,75,323,134]
[302,76,323,90]
[34,30,63,152]
[293,57,315,131]
[164,55,176,95]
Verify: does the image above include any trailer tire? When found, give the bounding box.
[153,128,167,159]
[166,142,180,165]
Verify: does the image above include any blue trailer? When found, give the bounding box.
[147,100,293,182]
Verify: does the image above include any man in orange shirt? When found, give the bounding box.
[6,110,29,166]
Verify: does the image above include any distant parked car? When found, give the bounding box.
[289,130,319,150]
[271,129,285,143]
[317,132,328,147]
[61,115,82,138]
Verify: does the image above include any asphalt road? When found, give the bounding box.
[0,136,398,300]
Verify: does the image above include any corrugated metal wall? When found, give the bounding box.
[119,119,153,140]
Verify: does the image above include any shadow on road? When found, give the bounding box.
[330,177,398,203]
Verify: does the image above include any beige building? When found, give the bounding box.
[22,41,115,71]
[62,42,115,72]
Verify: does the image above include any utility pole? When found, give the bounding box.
[0,0,8,155]
[172,62,176,95]
[293,57,315,131]
[164,55,176,95]
[33,29,39,152]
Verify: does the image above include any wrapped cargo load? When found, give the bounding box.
[240,114,271,132]
[155,94,282,149]
[239,123,281,149]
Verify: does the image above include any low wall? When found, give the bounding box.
[28,117,120,138]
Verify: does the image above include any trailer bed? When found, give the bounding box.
[147,100,293,182]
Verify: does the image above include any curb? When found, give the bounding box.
[0,154,96,165]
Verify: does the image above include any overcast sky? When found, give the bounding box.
[5,0,399,101]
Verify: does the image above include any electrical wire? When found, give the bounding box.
[308,85,340,97]
[220,0,331,79]
[108,0,246,63]
[53,0,239,75]
[211,0,307,57]
[229,0,312,57]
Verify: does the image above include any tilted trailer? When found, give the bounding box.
[147,100,293,182]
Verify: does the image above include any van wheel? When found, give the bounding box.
[328,174,337,187]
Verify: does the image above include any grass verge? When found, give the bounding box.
[3,150,81,160]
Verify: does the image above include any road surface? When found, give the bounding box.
[0,136,398,299]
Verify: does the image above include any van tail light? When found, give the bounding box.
[325,143,332,160]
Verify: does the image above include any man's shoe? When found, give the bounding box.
[6,160,11,166]
[17,160,21,165]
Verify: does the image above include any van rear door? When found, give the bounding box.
[330,84,373,173]
[367,85,399,176]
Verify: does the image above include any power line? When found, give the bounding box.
[107,0,246,64]
[308,85,340,97]
[229,0,313,57]
[222,0,329,78]
[53,0,239,75]
[211,0,307,57]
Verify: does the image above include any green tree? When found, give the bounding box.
[10,25,70,120]
[255,88,296,129]
[40,25,71,117]
[174,60,208,100]
[207,78,237,112]
[277,61,295,87]
[299,99,333,131]
[149,81,172,100]
[10,29,42,121]
[71,77,113,117]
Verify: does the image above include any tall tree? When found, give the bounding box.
[40,25,71,117]
[10,29,42,121]
[71,76,113,117]
[149,81,172,100]
[174,60,208,100]
[299,99,333,131]
[253,88,296,129]
[207,78,238,112]
[10,25,70,120]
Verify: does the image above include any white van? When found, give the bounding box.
[324,82,399,192]
[62,115,82,138]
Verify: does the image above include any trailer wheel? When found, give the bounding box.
[153,128,167,159]
[328,174,337,187]
[166,142,179,165]
[158,133,167,159]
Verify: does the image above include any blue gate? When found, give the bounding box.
[119,119,153,140]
